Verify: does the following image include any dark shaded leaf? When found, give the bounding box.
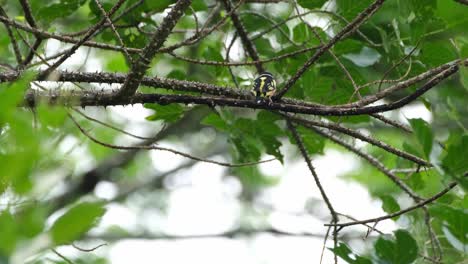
[297,0,328,9]
[374,230,418,264]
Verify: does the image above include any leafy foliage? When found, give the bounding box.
[0,0,466,263]
[50,202,106,245]
[374,230,418,264]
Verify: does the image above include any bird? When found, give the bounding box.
[251,72,277,103]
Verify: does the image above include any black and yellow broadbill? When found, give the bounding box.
[251,72,277,103]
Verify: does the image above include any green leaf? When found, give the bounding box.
[0,72,38,194]
[202,113,229,132]
[144,103,185,122]
[374,230,418,264]
[0,72,33,122]
[408,118,433,158]
[442,134,468,177]
[293,24,309,43]
[336,0,373,20]
[288,126,325,155]
[334,39,363,55]
[145,0,173,12]
[37,104,68,128]
[330,243,372,264]
[38,0,86,24]
[459,42,468,90]
[192,0,208,11]
[380,195,401,216]
[430,204,467,252]
[420,42,457,68]
[18,205,46,238]
[105,52,129,72]
[297,0,328,9]
[0,211,17,256]
[231,133,262,162]
[50,202,106,245]
[255,111,284,163]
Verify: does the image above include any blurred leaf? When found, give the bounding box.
[330,243,372,264]
[374,230,418,264]
[293,24,309,43]
[202,113,229,132]
[37,105,68,128]
[230,134,262,162]
[442,134,468,175]
[38,0,86,24]
[334,39,363,55]
[459,40,468,90]
[297,0,328,9]
[50,202,106,245]
[18,205,46,238]
[254,111,284,162]
[407,118,433,159]
[430,204,467,252]
[380,195,401,217]
[335,0,373,20]
[145,0,173,12]
[0,72,37,194]
[0,210,17,256]
[192,0,208,11]
[420,42,457,68]
[144,103,185,122]
[234,166,279,191]
[105,53,129,72]
[0,72,33,122]
[296,126,325,155]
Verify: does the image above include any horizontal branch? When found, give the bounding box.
[22,65,457,116]
[85,228,329,241]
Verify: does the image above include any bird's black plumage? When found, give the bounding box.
[251,72,276,103]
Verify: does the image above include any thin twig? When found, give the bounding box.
[286,119,338,263]
[71,108,155,140]
[40,0,128,78]
[69,113,276,168]
[52,249,74,264]
[275,0,387,99]
[325,180,460,228]
[72,242,107,252]
[116,0,193,98]
[0,7,23,64]
[93,0,132,62]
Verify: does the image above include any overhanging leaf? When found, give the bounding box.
[330,243,372,264]
[430,204,468,252]
[374,230,418,264]
[50,202,106,245]
[407,118,433,159]
[297,0,328,9]
[144,103,185,123]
